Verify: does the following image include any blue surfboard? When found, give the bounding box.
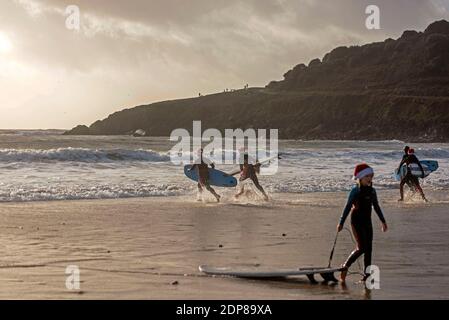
[394,160,439,181]
[184,165,237,187]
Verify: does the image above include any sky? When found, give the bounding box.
[0,0,448,129]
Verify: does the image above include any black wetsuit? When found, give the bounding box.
[339,185,386,275]
[398,154,425,187]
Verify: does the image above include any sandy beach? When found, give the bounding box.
[1,190,448,300]
[3,0,449,306]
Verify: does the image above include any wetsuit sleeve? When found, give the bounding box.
[339,187,358,226]
[397,155,407,172]
[372,188,386,224]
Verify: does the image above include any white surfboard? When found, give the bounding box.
[394,160,439,181]
[227,154,281,176]
[199,265,341,283]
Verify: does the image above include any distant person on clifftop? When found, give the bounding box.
[397,146,428,202]
[189,148,221,202]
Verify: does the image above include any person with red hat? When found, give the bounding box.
[337,163,388,283]
[397,146,428,202]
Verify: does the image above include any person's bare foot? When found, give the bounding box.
[215,195,221,203]
[398,198,404,202]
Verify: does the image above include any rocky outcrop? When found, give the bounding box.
[65,20,449,142]
[64,125,90,135]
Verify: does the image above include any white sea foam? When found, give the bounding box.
[0,183,186,202]
[0,133,448,202]
[0,148,170,163]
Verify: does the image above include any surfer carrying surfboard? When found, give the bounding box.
[337,163,388,284]
[189,148,221,202]
[397,146,428,202]
[233,153,269,201]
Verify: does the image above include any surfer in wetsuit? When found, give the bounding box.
[234,153,269,201]
[337,163,388,283]
[397,146,427,202]
[189,148,221,202]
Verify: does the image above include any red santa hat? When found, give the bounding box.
[408,148,415,155]
[353,163,374,180]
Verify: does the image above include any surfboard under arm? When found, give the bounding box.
[184,165,237,187]
[227,154,282,176]
[394,160,439,181]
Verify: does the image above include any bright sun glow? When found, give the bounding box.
[0,32,13,53]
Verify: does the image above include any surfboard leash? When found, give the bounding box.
[328,228,364,276]
[327,232,339,268]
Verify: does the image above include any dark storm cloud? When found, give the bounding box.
[0,0,448,128]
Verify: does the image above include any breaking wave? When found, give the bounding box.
[0,148,170,163]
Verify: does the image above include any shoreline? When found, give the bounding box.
[1,185,448,204]
[59,132,449,143]
[0,129,440,144]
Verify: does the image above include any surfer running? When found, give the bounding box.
[397,146,428,202]
[337,163,388,283]
[234,153,269,201]
[189,149,221,202]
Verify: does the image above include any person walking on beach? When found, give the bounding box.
[233,153,269,201]
[397,146,428,202]
[337,163,388,283]
[189,148,221,202]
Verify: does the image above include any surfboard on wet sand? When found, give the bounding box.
[198,265,342,283]
[184,165,237,187]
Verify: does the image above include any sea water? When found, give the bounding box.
[0,130,448,202]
